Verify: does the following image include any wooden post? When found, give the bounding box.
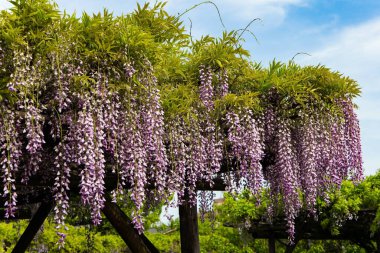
[268,238,275,253]
[179,198,200,253]
[285,244,297,253]
[12,199,54,253]
[285,239,298,253]
[102,198,159,253]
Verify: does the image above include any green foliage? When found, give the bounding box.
[0,219,127,252]
[215,189,269,225]
[292,240,366,253]
[314,170,380,236]
[147,231,181,252]
[198,221,256,253]
[161,84,199,120]
[2,170,379,253]
[0,0,367,251]
[0,220,27,252]
[217,171,380,238]
[318,181,361,235]
[146,219,263,253]
[214,171,380,252]
[0,0,361,115]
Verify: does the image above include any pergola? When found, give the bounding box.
[1,170,227,253]
[245,209,380,253]
[3,170,379,253]
[0,1,365,253]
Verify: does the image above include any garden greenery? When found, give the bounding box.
[0,0,362,244]
[217,171,380,248]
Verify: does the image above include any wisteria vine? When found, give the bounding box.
[0,2,364,245]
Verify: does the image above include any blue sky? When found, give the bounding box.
[1,0,379,175]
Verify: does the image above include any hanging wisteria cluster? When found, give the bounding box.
[0,0,364,245]
[0,48,363,245]
[226,110,264,195]
[259,101,363,241]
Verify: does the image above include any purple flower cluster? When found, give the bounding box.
[330,119,348,185]
[0,110,22,218]
[260,101,363,242]
[296,114,318,214]
[53,62,82,113]
[124,62,136,78]
[226,110,264,195]
[167,119,187,202]
[96,62,169,233]
[92,101,106,226]
[187,120,208,204]
[125,111,147,233]
[217,69,229,97]
[77,99,97,205]
[23,102,45,184]
[56,232,66,249]
[313,114,332,193]
[7,50,32,92]
[53,140,71,247]
[202,116,223,185]
[340,99,363,182]
[198,66,223,190]
[50,85,105,233]
[199,190,215,222]
[273,119,301,242]
[76,98,106,225]
[199,66,214,110]
[167,115,221,206]
[139,72,168,201]
[114,102,148,218]
[102,94,120,154]
[0,45,4,69]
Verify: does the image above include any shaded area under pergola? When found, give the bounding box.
[0,171,227,253]
[230,209,380,253]
[2,183,380,253]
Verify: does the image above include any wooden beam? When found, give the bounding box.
[246,210,377,242]
[268,238,276,253]
[102,198,159,253]
[11,199,54,253]
[285,239,298,253]
[0,188,50,207]
[179,196,200,253]
[196,176,226,191]
[13,175,227,207]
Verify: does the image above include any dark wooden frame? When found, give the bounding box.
[2,172,379,253]
[244,209,380,252]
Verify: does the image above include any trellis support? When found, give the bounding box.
[102,197,159,253]
[179,195,200,253]
[268,237,275,253]
[11,199,54,253]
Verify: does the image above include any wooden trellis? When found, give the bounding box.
[0,1,365,252]
[0,107,368,253]
[0,170,226,253]
[244,209,380,253]
[2,181,379,252]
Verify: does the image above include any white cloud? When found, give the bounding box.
[301,17,380,115]
[300,17,380,175]
[221,0,306,24]
[0,0,11,10]
[166,0,308,29]
[303,17,380,92]
[55,0,137,15]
